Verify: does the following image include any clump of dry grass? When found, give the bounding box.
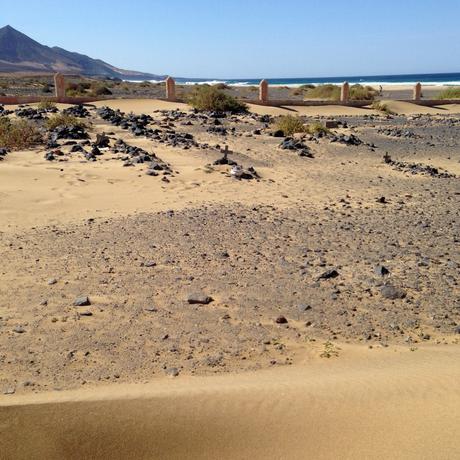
[274,116,330,136]
[37,100,56,110]
[350,84,377,101]
[437,87,460,99]
[371,101,395,115]
[304,121,330,135]
[303,83,377,101]
[304,84,340,100]
[188,85,247,113]
[274,115,305,135]
[45,113,87,131]
[0,117,42,149]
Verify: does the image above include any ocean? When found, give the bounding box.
[163,72,460,87]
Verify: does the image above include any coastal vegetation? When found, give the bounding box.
[45,113,87,130]
[304,121,331,135]
[302,83,377,101]
[66,81,112,97]
[304,84,341,100]
[274,116,330,136]
[37,99,56,110]
[188,85,247,113]
[370,101,395,114]
[437,87,460,99]
[0,116,42,149]
[274,115,305,135]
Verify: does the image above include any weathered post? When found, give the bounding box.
[259,79,269,104]
[341,81,349,103]
[165,76,176,101]
[54,73,65,101]
[413,82,422,101]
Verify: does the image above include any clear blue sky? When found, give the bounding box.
[4,0,460,78]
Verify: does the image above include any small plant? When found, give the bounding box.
[45,114,87,131]
[41,83,52,94]
[320,341,340,358]
[37,100,56,110]
[274,115,305,135]
[91,84,112,96]
[371,101,395,115]
[304,84,341,101]
[66,82,92,97]
[299,84,316,90]
[0,117,42,149]
[304,121,330,135]
[349,84,377,101]
[437,87,460,99]
[188,85,247,113]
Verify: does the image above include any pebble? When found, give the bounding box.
[187,294,214,305]
[74,296,91,306]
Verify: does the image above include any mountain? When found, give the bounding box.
[0,25,166,80]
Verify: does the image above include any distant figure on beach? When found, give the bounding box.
[379,85,383,96]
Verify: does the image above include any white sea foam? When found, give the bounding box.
[127,79,460,88]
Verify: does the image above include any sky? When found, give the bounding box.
[3,0,460,79]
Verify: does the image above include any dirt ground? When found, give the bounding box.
[0,99,458,395]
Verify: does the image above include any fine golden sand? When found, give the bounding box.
[1,98,459,459]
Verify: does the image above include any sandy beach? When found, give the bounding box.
[1,98,459,459]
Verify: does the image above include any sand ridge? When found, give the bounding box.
[1,345,459,460]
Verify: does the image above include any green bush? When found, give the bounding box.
[274,115,305,135]
[188,85,247,113]
[0,117,42,149]
[437,87,460,99]
[45,114,87,130]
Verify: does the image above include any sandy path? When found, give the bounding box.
[1,345,459,460]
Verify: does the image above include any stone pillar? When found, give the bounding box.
[413,82,422,101]
[341,82,349,103]
[259,79,269,103]
[165,77,176,101]
[54,73,65,101]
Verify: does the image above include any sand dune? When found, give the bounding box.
[1,345,459,460]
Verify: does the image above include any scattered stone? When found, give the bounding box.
[74,296,91,307]
[381,285,406,300]
[374,265,390,276]
[330,133,362,146]
[275,315,288,324]
[166,367,180,377]
[230,165,259,180]
[187,294,214,305]
[318,269,339,280]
